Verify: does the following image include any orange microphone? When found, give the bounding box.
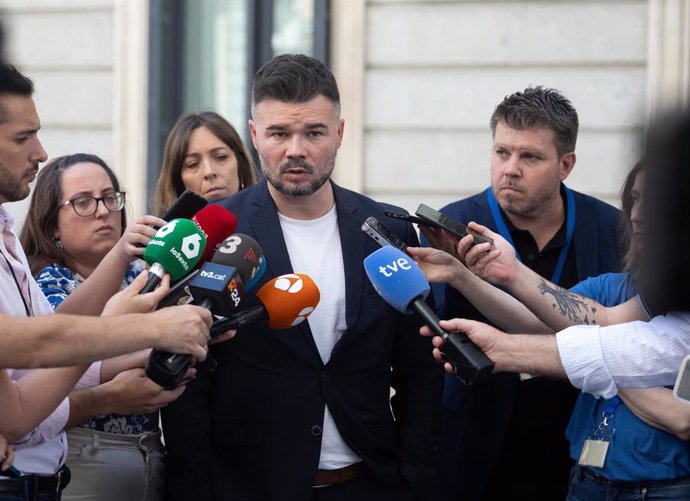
[210,273,320,335]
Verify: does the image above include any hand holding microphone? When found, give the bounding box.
[155,205,239,308]
[145,234,266,389]
[102,270,172,316]
[141,218,207,293]
[112,214,167,263]
[140,203,237,293]
[363,245,494,386]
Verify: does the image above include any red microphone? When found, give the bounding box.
[209,273,320,335]
[190,205,238,267]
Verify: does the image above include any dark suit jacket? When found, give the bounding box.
[432,186,625,501]
[162,181,443,501]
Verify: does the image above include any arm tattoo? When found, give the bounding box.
[537,280,598,325]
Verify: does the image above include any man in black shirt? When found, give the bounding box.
[431,86,625,501]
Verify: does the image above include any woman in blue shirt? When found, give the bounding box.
[20,154,173,501]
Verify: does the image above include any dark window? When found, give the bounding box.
[147,0,329,211]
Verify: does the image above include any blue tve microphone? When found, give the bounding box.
[364,246,494,386]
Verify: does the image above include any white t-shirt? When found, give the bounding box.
[279,206,361,469]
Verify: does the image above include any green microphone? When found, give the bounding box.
[141,218,206,293]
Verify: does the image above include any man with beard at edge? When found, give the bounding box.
[429,87,625,501]
[162,54,442,501]
[0,64,217,501]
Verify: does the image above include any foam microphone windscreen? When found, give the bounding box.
[363,246,495,385]
[191,205,238,265]
[256,273,320,329]
[363,246,430,314]
[211,233,266,290]
[142,218,207,281]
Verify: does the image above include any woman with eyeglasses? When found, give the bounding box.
[19,153,172,501]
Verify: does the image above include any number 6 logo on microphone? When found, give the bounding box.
[155,219,178,238]
[181,234,203,259]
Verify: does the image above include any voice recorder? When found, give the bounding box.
[361,216,409,253]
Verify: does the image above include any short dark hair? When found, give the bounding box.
[490,86,579,157]
[0,65,35,123]
[251,54,340,115]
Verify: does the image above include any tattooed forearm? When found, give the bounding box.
[537,280,598,325]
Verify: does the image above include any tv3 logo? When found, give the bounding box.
[378,257,412,277]
[217,235,243,255]
[156,220,203,259]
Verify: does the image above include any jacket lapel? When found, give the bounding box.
[329,184,367,357]
[245,183,322,361]
[246,184,294,278]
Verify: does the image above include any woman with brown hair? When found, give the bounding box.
[20,153,174,501]
[153,111,257,216]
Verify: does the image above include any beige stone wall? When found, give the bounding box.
[1,0,115,227]
[3,0,688,227]
[1,0,148,228]
[333,0,651,213]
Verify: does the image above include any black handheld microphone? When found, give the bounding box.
[145,234,266,389]
[134,190,208,251]
[160,190,207,224]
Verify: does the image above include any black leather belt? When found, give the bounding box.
[577,466,690,489]
[0,464,70,497]
[314,462,364,487]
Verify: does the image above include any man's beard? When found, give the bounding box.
[0,163,36,203]
[495,179,560,219]
[261,157,335,197]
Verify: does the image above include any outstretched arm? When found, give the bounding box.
[460,222,648,330]
[421,318,567,378]
[618,387,690,441]
[406,245,549,333]
[421,313,690,399]
[66,368,187,429]
[0,304,212,370]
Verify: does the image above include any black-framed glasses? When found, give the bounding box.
[62,191,126,217]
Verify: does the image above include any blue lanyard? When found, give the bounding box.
[486,186,576,284]
[604,396,622,416]
[591,395,622,438]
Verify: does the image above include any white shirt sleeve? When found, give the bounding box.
[556,312,690,398]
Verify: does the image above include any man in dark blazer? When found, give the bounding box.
[431,87,625,501]
[162,54,443,501]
